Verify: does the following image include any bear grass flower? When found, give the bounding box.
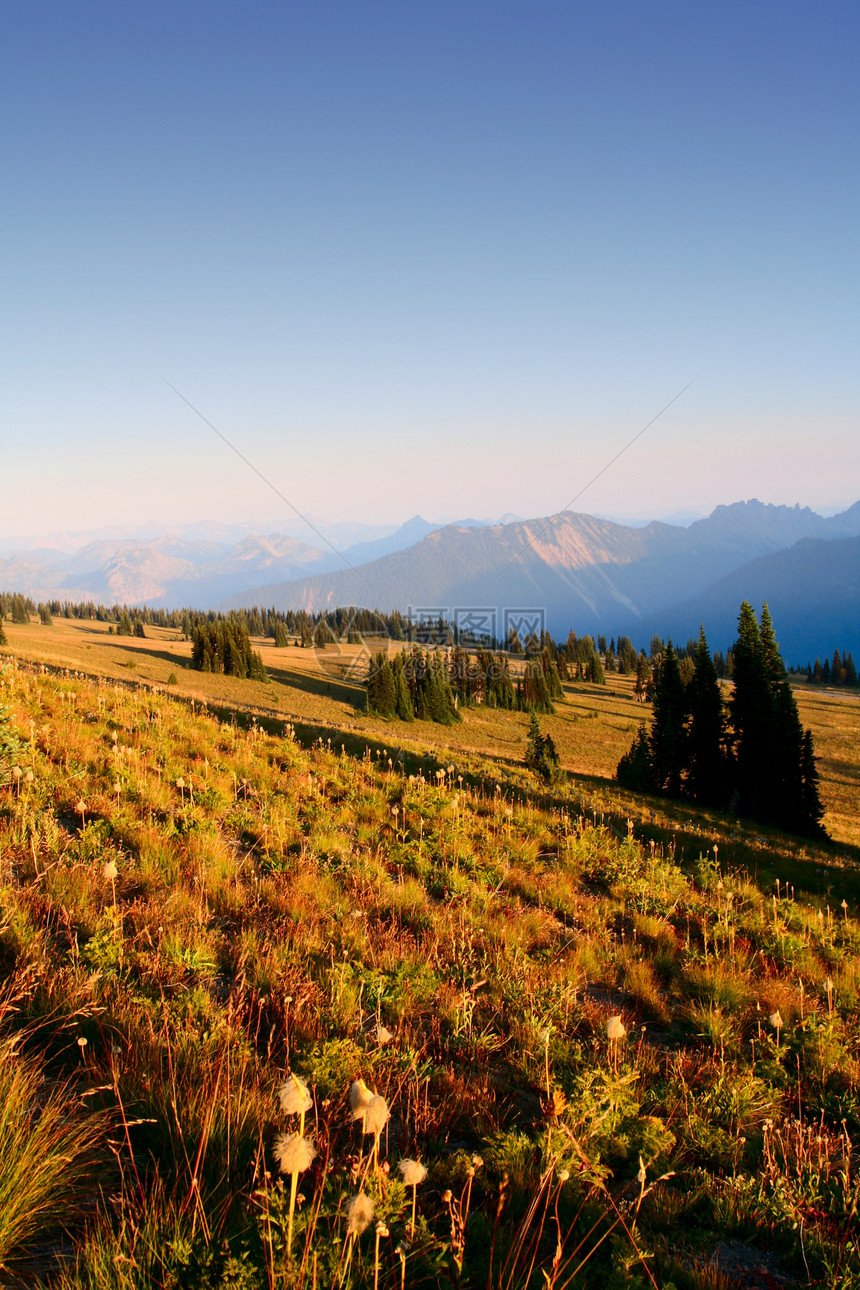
[346,1190,375,1237]
[350,1078,374,1123]
[279,1074,313,1117]
[273,1132,316,1258]
[606,1015,627,1042]
[273,1132,316,1176]
[399,1158,427,1235]
[363,1094,389,1137]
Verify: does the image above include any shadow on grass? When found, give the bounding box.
[264,661,364,708]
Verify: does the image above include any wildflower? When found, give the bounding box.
[441,1189,453,1203]
[399,1158,427,1187]
[376,1024,394,1045]
[103,859,118,881]
[273,1132,316,1175]
[375,1221,389,1237]
[768,1010,783,1030]
[637,1156,646,1186]
[346,1191,375,1237]
[471,1153,483,1169]
[279,1074,313,1117]
[558,1168,570,1182]
[606,1015,627,1041]
[364,1094,390,1136]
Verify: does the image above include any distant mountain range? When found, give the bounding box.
[0,514,465,609]
[220,500,860,661]
[3,500,859,662]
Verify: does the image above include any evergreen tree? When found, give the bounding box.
[800,730,825,836]
[649,640,688,797]
[685,626,726,806]
[616,725,655,793]
[728,602,824,836]
[367,653,396,717]
[525,712,560,784]
[634,652,651,703]
[392,654,414,721]
[10,594,30,624]
[728,602,772,819]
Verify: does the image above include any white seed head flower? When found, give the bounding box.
[273,1132,316,1175]
[103,859,118,881]
[558,1168,570,1183]
[637,1156,646,1186]
[769,1010,783,1030]
[376,1024,394,1045]
[375,1221,389,1237]
[399,1158,428,1187]
[606,1015,627,1042]
[346,1191,375,1237]
[350,1078,374,1120]
[363,1094,390,1136]
[471,1153,484,1169]
[279,1074,312,1116]
[824,977,834,992]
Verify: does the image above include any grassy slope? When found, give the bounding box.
[3,615,859,847]
[0,640,859,1285]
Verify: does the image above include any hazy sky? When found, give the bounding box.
[3,2,858,540]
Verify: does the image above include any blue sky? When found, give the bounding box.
[3,1,858,539]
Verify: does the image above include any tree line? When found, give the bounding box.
[366,644,566,724]
[804,650,858,688]
[617,603,825,838]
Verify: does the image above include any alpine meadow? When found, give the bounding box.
[4,3,860,1287]
[1,586,859,1287]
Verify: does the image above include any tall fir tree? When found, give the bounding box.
[649,640,688,796]
[685,626,726,806]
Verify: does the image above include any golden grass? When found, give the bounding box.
[2,615,859,846]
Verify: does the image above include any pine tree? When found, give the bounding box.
[367,653,396,718]
[525,713,560,783]
[729,602,825,837]
[685,626,725,806]
[831,648,844,685]
[392,654,414,721]
[616,725,655,793]
[800,730,825,836]
[649,640,688,796]
[634,652,651,703]
[728,602,772,819]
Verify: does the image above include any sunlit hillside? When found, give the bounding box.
[0,649,859,1286]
